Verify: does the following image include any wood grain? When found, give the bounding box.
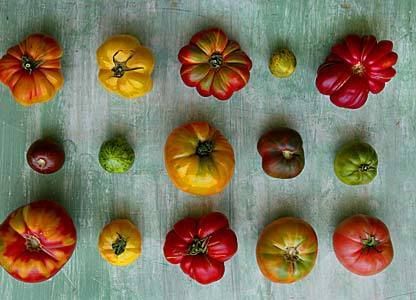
[0,0,415,299]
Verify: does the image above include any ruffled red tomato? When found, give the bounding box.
[163,212,237,285]
[316,35,397,109]
[178,28,252,100]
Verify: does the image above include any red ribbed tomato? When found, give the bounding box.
[163,212,237,285]
[178,28,252,100]
[316,35,397,109]
[333,214,393,276]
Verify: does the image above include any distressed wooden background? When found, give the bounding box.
[0,0,415,299]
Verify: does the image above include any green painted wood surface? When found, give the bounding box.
[0,0,415,299]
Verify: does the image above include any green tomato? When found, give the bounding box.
[334,142,378,185]
[99,137,135,173]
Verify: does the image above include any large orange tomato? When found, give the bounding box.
[0,200,77,283]
[164,121,235,196]
[256,217,318,284]
[0,34,64,106]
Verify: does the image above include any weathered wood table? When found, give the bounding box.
[0,0,415,299]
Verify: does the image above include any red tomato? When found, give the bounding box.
[178,28,252,100]
[163,212,238,284]
[316,35,397,109]
[0,200,77,283]
[333,214,393,276]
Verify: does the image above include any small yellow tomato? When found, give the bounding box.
[98,219,142,266]
[269,49,296,78]
[96,35,155,99]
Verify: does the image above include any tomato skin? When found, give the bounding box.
[178,28,252,100]
[163,212,237,285]
[164,121,235,196]
[334,142,378,185]
[0,33,64,106]
[257,128,305,179]
[316,35,397,109]
[0,200,77,283]
[333,214,393,276]
[256,217,318,284]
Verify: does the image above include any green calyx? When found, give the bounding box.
[188,237,209,255]
[362,235,379,249]
[196,141,214,157]
[99,137,135,173]
[112,233,127,256]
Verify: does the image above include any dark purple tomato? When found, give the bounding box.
[26,139,65,174]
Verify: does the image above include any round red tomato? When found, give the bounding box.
[0,200,77,283]
[163,212,237,285]
[316,35,397,109]
[333,214,393,276]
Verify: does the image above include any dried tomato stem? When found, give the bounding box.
[196,141,214,157]
[112,233,128,256]
[111,50,143,78]
[209,53,223,68]
[282,150,294,160]
[21,55,41,73]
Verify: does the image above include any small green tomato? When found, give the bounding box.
[269,49,296,78]
[99,137,135,173]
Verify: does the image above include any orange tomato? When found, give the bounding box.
[164,121,235,196]
[256,217,318,283]
[0,33,64,106]
[0,200,77,283]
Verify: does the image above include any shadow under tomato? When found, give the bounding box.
[330,195,373,227]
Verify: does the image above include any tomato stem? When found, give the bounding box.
[21,55,41,73]
[111,50,143,78]
[188,237,209,255]
[362,235,379,248]
[359,164,370,172]
[209,53,223,68]
[112,233,128,256]
[282,150,294,160]
[196,141,214,157]
[25,235,42,252]
[283,246,299,262]
[352,63,365,75]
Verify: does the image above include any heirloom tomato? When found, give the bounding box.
[163,212,237,285]
[316,35,397,109]
[164,121,235,196]
[178,28,252,100]
[0,200,77,283]
[256,217,318,284]
[26,138,65,174]
[98,219,142,267]
[334,142,378,185]
[257,128,305,179]
[97,34,154,99]
[333,214,393,276]
[0,34,64,106]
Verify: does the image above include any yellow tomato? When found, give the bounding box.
[96,35,154,99]
[98,219,142,266]
[164,121,235,196]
